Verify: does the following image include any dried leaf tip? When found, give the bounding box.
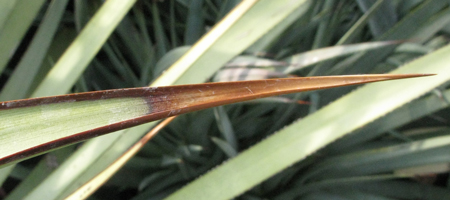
[388,73,436,80]
[348,73,435,80]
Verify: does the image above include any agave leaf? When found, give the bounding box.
[303,134,450,181]
[213,68,289,82]
[282,40,400,73]
[356,0,397,37]
[0,0,69,101]
[211,137,238,158]
[213,106,237,150]
[216,41,400,81]
[0,74,426,166]
[337,0,386,45]
[224,55,287,68]
[31,0,137,97]
[349,180,450,199]
[328,87,450,151]
[394,162,450,176]
[0,0,46,74]
[275,174,406,199]
[0,1,16,30]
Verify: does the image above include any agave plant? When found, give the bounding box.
[1,0,450,200]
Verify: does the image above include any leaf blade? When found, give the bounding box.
[0,74,428,166]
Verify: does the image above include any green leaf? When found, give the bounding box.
[0,0,46,74]
[0,0,69,101]
[31,0,137,97]
[283,41,399,73]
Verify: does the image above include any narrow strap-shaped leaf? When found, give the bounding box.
[0,74,430,166]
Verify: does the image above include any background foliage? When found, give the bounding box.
[1,0,450,199]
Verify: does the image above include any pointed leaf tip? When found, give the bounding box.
[0,73,433,166]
